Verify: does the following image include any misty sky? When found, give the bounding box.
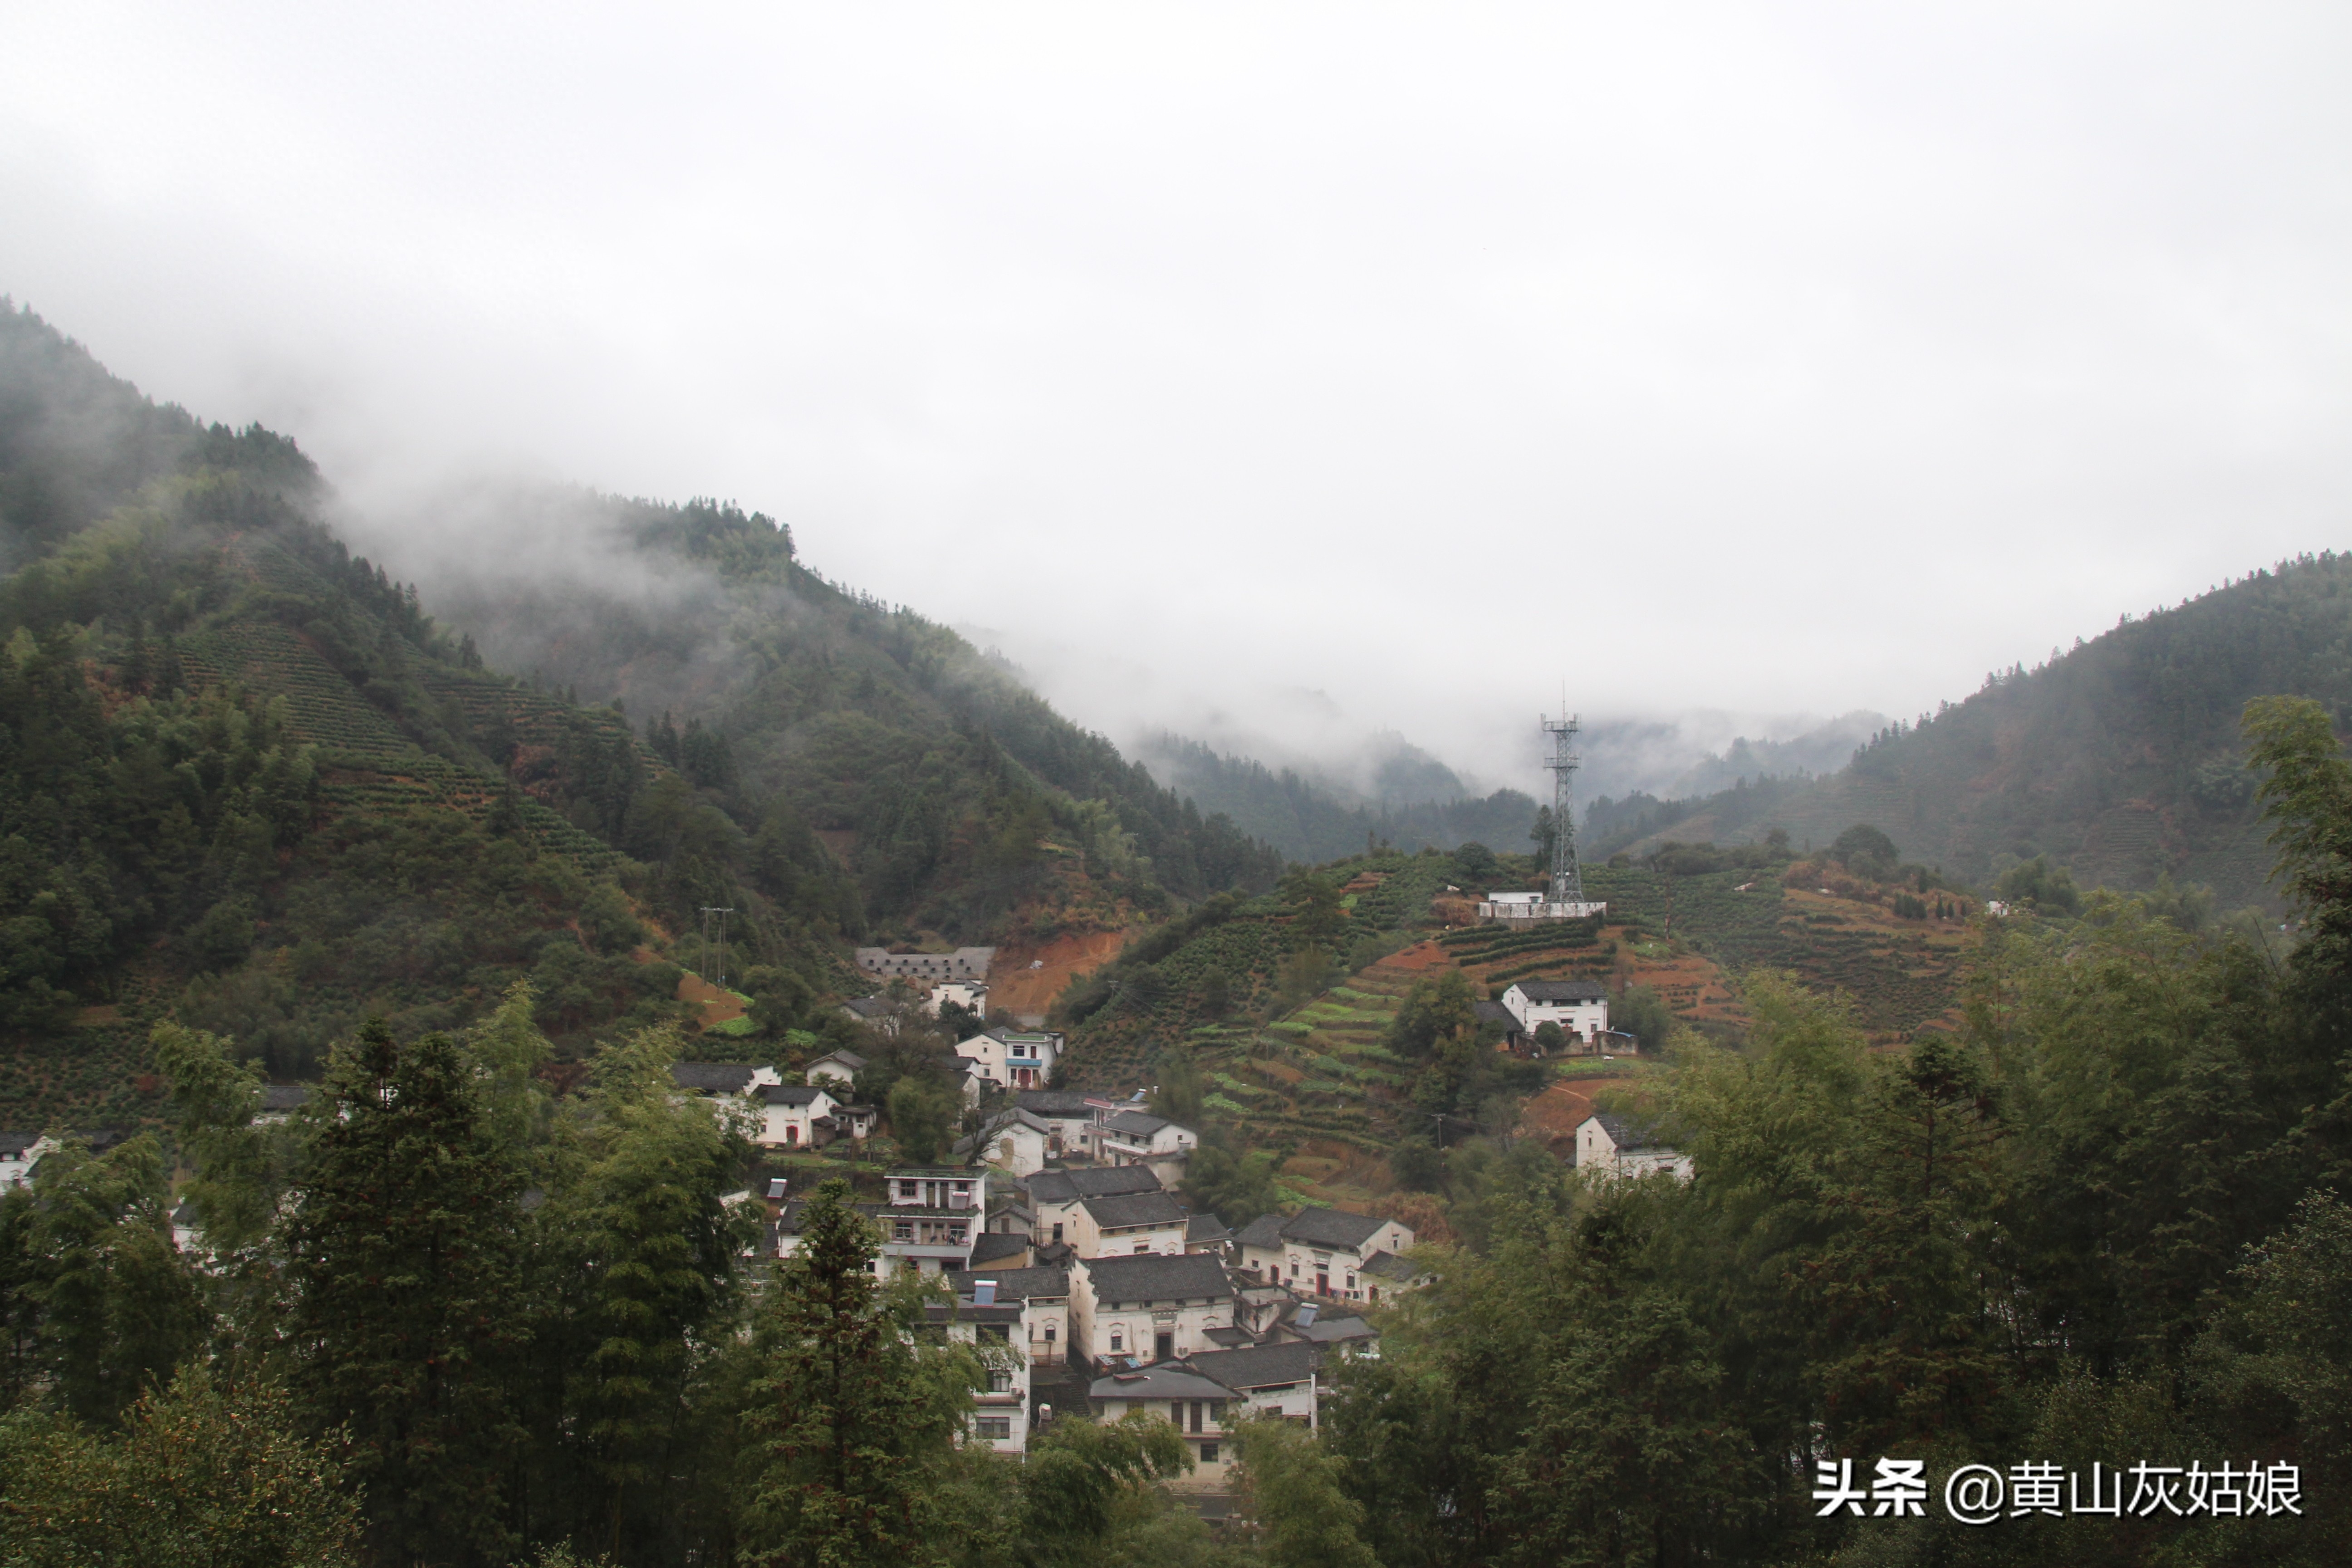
[4,3,2348,794]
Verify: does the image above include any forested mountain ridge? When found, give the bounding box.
[1585,555,2352,905]
[393,485,1284,936]
[1133,731,1540,863]
[0,302,1279,1127]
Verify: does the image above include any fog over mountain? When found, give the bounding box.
[4,4,2346,801]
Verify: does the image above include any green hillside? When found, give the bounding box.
[0,302,1281,1130]
[1586,556,2352,905]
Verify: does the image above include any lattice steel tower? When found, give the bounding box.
[1542,712,1586,905]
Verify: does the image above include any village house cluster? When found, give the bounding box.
[671,1032,1424,1504]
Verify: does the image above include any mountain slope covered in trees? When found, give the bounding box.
[1584,556,2352,906]
[0,302,1281,1128]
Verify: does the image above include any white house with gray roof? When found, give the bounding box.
[1500,979,1610,1048]
[1575,1112,1693,1180]
[1024,1165,1166,1250]
[1069,1251,1236,1367]
[1087,1363,1239,1487]
[1234,1207,1416,1305]
[1071,1189,1190,1259]
[955,1028,1063,1093]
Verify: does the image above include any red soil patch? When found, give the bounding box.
[676,972,746,1025]
[1375,940,1452,974]
[1519,1076,1632,1158]
[987,927,1134,1018]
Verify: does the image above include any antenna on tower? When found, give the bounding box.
[1540,710,1585,906]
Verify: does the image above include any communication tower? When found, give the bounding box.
[1542,712,1586,906]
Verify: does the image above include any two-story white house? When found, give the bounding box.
[949,1264,1071,1372]
[1013,1089,1099,1160]
[1233,1207,1417,1305]
[1071,1189,1190,1259]
[1070,1251,1236,1366]
[927,980,990,1018]
[1183,1341,1323,1428]
[956,1107,1053,1177]
[955,1029,1064,1093]
[804,1049,867,1089]
[1025,1166,1167,1251]
[776,1167,990,1279]
[1499,980,1610,1049]
[754,1084,842,1147]
[928,1289,1031,1453]
[1087,1364,1238,1489]
[1575,1113,1693,1180]
[1097,1110,1199,1184]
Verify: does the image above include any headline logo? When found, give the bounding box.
[1812,1459,2303,1525]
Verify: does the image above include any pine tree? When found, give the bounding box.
[281,1020,525,1565]
[740,1178,978,1568]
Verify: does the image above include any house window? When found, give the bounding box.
[1134,1243,1150,1255]
[987,1370,1013,1393]
[1188,1401,1204,1434]
[1199,1441,1220,1464]
[1051,1223,1064,1243]
[974,1417,1012,1440]
[950,1225,967,1244]
[1109,1331,1123,1352]
[1209,1400,1226,1425]
[894,1221,913,1241]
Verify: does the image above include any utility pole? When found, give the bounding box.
[699,906,735,989]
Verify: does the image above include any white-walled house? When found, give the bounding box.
[1087,1364,1239,1489]
[1183,1340,1323,1427]
[754,1084,841,1148]
[804,1049,867,1089]
[1,1132,55,1190]
[949,1264,1071,1370]
[1070,1252,1236,1366]
[957,1107,1053,1176]
[255,1085,312,1125]
[1025,1166,1166,1251]
[927,980,990,1017]
[1234,1207,1417,1305]
[1014,1089,1099,1160]
[955,1029,1063,1093]
[1097,1110,1198,1184]
[1575,1113,1693,1180]
[1499,980,1610,1048]
[1071,1189,1190,1259]
[774,1167,989,1279]
[928,1294,1032,1453]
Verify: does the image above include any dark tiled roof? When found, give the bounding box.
[841,997,890,1019]
[1102,1109,1171,1137]
[260,1083,312,1111]
[970,1232,1029,1265]
[1080,1252,1232,1305]
[1089,1366,1234,1401]
[924,1302,1024,1325]
[1361,1250,1420,1280]
[812,1046,871,1068]
[0,1132,38,1156]
[1026,1166,1164,1206]
[1182,1341,1322,1391]
[1231,1214,1287,1251]
[1081,1191,1188,1230]
[672,1062,762,1093]
[945,1265,1068,1300]
[1186,1214,1230,1244]
[1473,1000,1519,1026]
[760,1084,832,1106]
[1278,1207,1389,1251]
[1015,1090,1096,1116]
[1592,1112,1666,1151]
[1291,1313,1378,1344]
[1514,979,1609,1003]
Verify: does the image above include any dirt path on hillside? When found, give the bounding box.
[1519,1076,1632,1158]
[987,928,1133,1019]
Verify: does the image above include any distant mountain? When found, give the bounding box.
[1589,556,2352,906]
[1133,731,1540,864]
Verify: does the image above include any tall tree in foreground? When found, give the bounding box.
[280,1020,525,1566]
[740,1178,978,1568]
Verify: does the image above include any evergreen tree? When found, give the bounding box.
[740,1178,979,1568]
[280,1020,526,1565]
